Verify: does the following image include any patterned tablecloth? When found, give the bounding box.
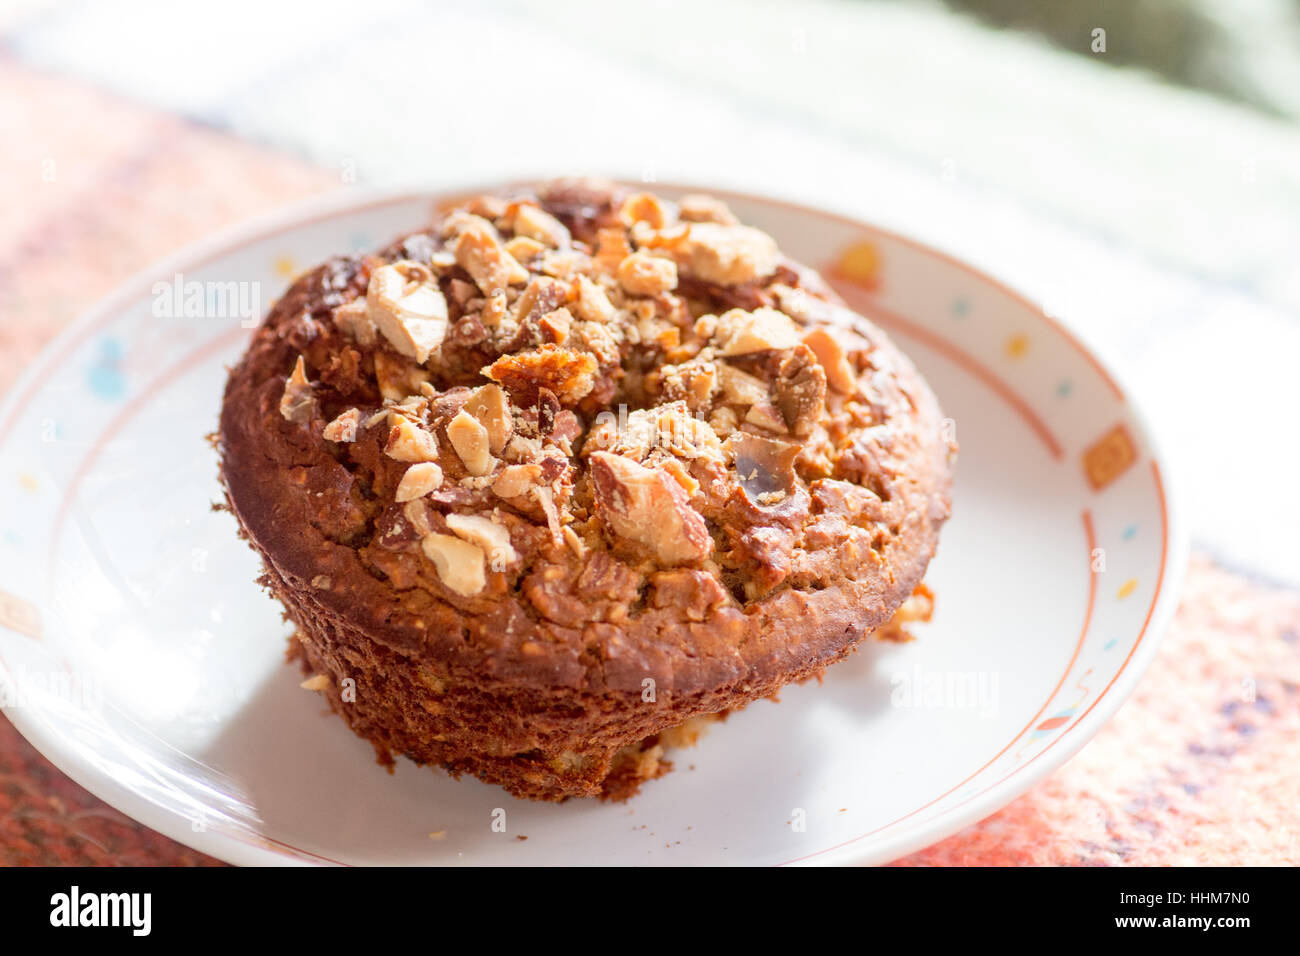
[2,12,1298,865]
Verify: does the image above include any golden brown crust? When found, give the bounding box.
[218,179,954,800]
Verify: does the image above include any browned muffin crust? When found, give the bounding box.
[218,180,954,800]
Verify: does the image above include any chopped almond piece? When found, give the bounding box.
[728,432,800,502]
[716,307,802,355]
[279,356,315,423]
[331,298,377,346]
[420,533,486,596]
[617,252,678,296]
[802,327,857,394]
[716,363,769,406]
[462,383,513,455]
[509,203,571,247]
[484,345,598,406]
[445,513,518,568]
[677,223,777,285]
[395,461,444,502]
[573,275,616,323]
[678,194,739,225]
[366,262,449,363]
[773,344,828,437]
[503,235,545,262]
[617,192,668,229]
[322,408,361,443]
[373,350,431,402]
[300,674,331,691]
[492,463,541,498]
[538,308,571,344]
[589,452,713,566]
[447,409,496,476]
[452,217,530,294]
[594,227,632,272]
[385,416,440,462]
[745,402,789,433]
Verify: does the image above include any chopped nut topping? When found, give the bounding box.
[420,533,486,596]
[503,235,545,262]
[508,202,571,247]
[716,307,802,355]
[678,194,739,225]
[772,344,828,437]
[538,307,571,344]
[607,402,724,463]
[676,223,777,286]
[403,498,435,537]
[322,408,361,443]
[452,217,530,294]
[395,461,444,502]
[617,192,667,229]
[716,363,769,406]
[728,431,800,503]
[573,274,617,324]
[463,383,513,455]
[485,345,598,406]
[445,513,518,568]
[562,525,586,557]
[447,409,496,476]
[300,674,331,691]
[366,262,449,363]
[617,252,678,296]
[802,327,857,395]
[331,297,377,346]
[279,355,315,423]
[745,402,789,434]
[594,227,632,272]
[590,452,713,565]
[492,463,541,498]
[385,415,440,462]
[374,350,432,402]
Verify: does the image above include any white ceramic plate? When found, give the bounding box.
[0,183,1185,866]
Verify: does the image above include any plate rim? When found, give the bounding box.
[0,180,1188,867]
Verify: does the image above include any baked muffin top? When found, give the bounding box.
[218,180,954,697]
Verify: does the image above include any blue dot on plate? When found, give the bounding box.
[88,338,126,400]
[951,297,971,318]
[1056,380,1073,398]
[1122,524,1138,540]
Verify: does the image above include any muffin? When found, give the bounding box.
[218,179,954,801]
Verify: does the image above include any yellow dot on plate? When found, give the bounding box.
[18,473,38,492]
[1005,333,1030,358]
[273,256,299,279]
[1117,578,1138,599]
[834,241,881,288]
